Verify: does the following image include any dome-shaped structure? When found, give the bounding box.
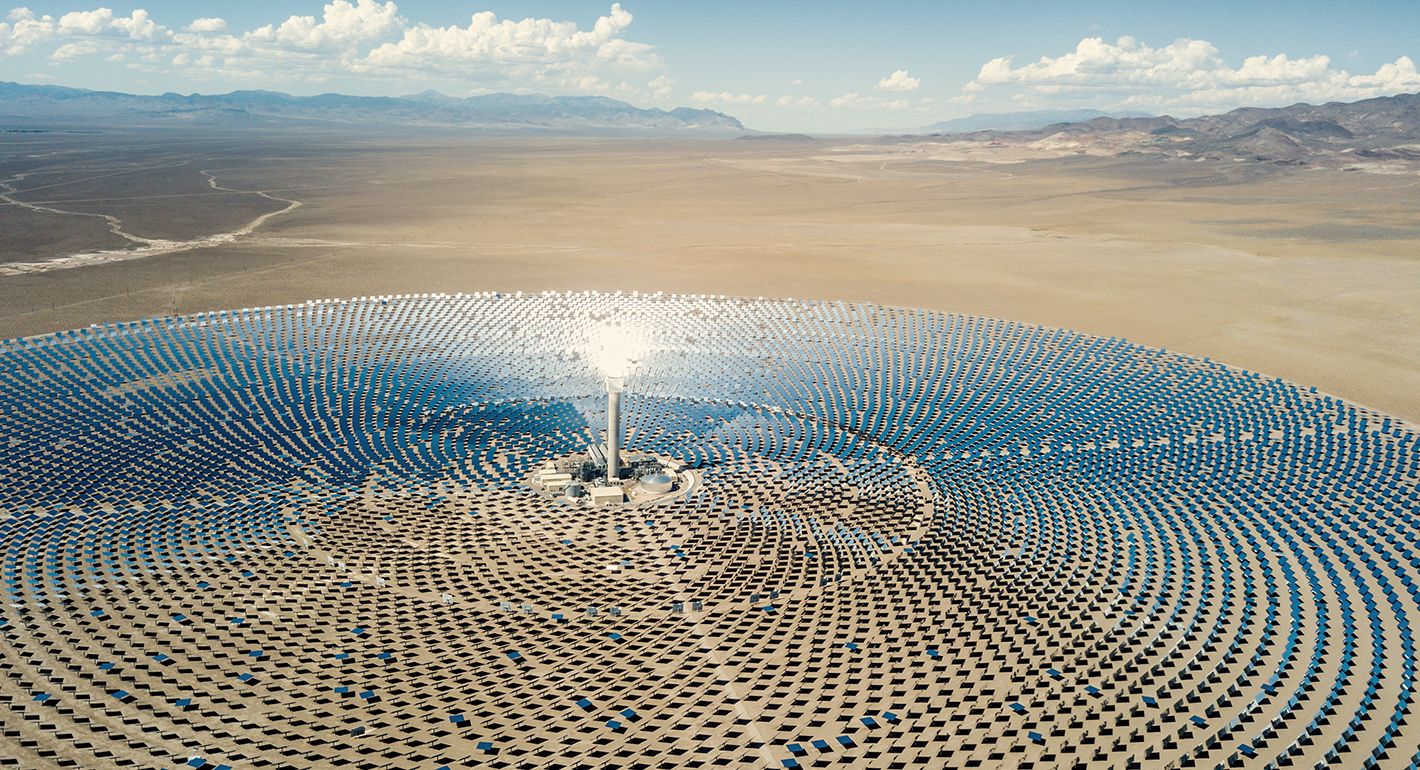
[639,471,675,494]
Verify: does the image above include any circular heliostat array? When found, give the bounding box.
[1,292,1417,770]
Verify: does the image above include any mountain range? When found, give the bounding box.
[0,81,747,134]
[924,92,1420,167]
[5,80,1416,162]
[919,108,1153,134]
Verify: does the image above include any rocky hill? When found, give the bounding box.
[924,92,1420,168]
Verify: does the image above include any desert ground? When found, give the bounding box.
[2,128,1418,422]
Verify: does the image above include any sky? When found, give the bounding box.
[1,0,1418,131]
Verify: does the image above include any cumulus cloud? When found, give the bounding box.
[876,69,919,92]
[58,8,162,39]
[187,17,225,33]
[0,2,666,96]
[775,94,817,107]
[647,74,674,99]
[247,0,401,50]
[963,36,1420,113]
[692,90,766,105]
[0,8,57,55]
[356,2,658,86]
[831,91,909,109]
[50,39,97,60]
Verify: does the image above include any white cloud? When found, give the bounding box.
[775,94,817,107]
[246,0,403,50]
[876,69,919,92]
[647,74,674,99]
[57,8,163,40]
[692,90,766,105]
[187,17,226,33]
[831,91,909,109]
[964,36,1420,113]
[0,8,56,55]
[50,39,96,60]
[358,3,658,84]
[53,8,104,35]
[0,2,664,96]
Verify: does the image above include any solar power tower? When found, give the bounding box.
[605,374,625,480]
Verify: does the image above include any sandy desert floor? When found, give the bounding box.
[2,130,1418,422]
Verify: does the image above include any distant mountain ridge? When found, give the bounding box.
[922,92,1420,166]
[921,108,1152,133]
[0,81,747,134]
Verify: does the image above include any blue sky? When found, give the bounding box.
[2,0,1417,131]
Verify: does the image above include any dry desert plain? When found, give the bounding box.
[2,128,1418,422]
